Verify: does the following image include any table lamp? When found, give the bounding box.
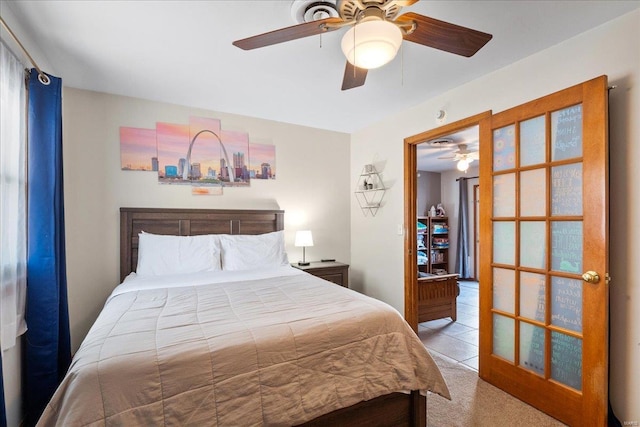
[294,230,313,266]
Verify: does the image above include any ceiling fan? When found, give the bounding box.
[438,143,479,171]
[233,0,493,91]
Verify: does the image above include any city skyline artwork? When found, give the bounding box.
[120,115,276,195]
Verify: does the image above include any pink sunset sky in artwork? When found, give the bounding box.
[120,127,157,170]
[249,143,276,176]
[156,122,190,176]
[187,116,222,172]
[120,115,276,178]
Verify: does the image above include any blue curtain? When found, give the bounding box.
[455,178,471,279]
[23,70,71,427]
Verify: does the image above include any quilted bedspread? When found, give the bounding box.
[38,268,450,426]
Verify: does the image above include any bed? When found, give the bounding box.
[38,207,449,426]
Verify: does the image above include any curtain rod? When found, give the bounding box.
[456,176,479,181]
[0,15,50,84]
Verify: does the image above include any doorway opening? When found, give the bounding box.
[403,111,491,367]
[410,118,483,370]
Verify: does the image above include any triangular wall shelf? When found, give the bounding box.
[354,165,386,217]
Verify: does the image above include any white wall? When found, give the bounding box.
[416,170,441,217]
[351,9,639,422]
[62,88,351,353]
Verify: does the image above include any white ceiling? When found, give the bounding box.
[2,0,639,171]
[417,125,479,173]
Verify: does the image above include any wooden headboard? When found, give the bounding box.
[120,207,285,282]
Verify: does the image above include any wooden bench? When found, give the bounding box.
[417,273,460,322]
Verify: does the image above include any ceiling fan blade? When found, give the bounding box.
[341,61,368,91]
[396,12,492,57]
[395,0,420,6]
[233,17,343,50]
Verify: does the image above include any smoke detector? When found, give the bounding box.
[291,0,339,24]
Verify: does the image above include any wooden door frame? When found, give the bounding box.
[403,111,492,330]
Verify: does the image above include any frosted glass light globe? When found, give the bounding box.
[457,159,470,172]
[341,20,403,70]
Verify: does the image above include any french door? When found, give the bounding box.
[479,76,609,426]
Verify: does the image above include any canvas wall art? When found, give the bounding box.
[119,115,276,195]
[120,127,157,171]
[249,143,276,179]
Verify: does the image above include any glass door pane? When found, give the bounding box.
[491,103,588,400]
[551,105,583,161]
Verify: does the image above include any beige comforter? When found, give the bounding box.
[38,267,449,426]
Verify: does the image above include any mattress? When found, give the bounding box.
[38,266,449,426]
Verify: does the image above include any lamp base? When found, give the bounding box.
[297,261,310,266]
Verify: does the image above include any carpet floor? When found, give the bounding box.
[427,351,568,427]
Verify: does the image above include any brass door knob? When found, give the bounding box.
[582,271,600,284]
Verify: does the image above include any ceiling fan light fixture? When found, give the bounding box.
[457,159,470,172]
[341,20,402,70]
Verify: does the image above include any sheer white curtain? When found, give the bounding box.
[0,40,27,351]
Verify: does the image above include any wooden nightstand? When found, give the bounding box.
[292,261,349,287]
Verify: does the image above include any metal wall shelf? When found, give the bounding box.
[354,165,386,216]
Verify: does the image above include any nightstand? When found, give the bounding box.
[292,261,349,287]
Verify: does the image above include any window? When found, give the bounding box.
[0,40,27,350]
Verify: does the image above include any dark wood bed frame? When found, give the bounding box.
[120,207,427,426]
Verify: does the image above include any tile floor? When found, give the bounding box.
[418,280,479,371]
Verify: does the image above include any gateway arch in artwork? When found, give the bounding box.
[183,129,235,183]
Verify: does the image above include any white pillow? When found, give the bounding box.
[136,232,221,277]
[219,230,289,271]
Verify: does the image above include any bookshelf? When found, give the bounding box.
[417,216,449,275]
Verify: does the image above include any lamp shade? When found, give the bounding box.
[294,230,314,247]
[341,20,403,70]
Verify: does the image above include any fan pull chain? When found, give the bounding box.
[353,23,357,78]
[401,42,404,87]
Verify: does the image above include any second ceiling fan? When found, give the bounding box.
[233,0,493,91]
[438,143,479,171]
